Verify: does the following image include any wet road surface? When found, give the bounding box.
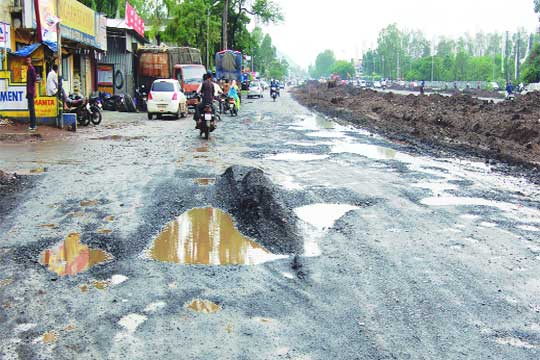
[1,90,540,359]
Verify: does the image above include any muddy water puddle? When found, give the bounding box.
[265,153,329,161]
[40,233,113,276]
[195,178,216,186]
[147,208,285,265]
[294,204,360,256]
[421,196,540,225]
[186,299,221,313]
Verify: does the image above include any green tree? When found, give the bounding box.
[311,50,336,78]
[330,60,355,79]
[164,0,221,67]
[521,43,540,83]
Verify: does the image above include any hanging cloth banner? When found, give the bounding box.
[125,2,145,38]
[34,0,60,45]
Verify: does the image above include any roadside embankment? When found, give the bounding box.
[293,83,540,169]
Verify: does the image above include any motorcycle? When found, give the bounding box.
[505,92,515,101]
[196,106,217,140]
[270,87,278,102]
[135,84,148,112]
[65,94,102,126]
[223,96,238,116]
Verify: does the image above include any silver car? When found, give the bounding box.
[247,81,264,99]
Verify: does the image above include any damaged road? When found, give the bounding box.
[293,83,540,172]
[1,90,540,359]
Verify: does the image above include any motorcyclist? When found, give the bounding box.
[270,79,280,97]
[194,72,215,123]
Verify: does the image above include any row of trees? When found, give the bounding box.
[361,24,537,83]
[78,0,290,80]
[308,50,356,79]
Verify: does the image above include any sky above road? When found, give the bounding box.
[261,0,539,68]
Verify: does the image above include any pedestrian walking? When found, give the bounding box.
[46,64,58,96]
[25,57,38,131]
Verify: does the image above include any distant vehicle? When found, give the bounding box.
[490,81,501,91]
[137,46,206,110]
[521,82,540,95]
[260,80,269,90]
[215,50,243,81]
[247,81,264,98]
[147,79,187,120]
[358,80,367,88]
[373,81,382,88]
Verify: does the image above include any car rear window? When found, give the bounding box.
[152,81,174,92]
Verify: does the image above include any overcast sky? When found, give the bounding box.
[261,0,539,68]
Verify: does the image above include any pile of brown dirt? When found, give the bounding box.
[293,83,540,168]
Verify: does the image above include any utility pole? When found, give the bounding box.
[57,0,63,129]
[222,0,229,50]
[515,32,521,81]
[206,7,210,69]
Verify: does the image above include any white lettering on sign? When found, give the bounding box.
[0,79,28,110]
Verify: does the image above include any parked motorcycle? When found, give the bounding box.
[135,84,148,112]
[65,94,101,126]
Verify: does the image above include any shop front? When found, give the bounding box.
[0,0,107,126]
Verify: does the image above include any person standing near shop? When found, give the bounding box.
[46,64,58,96]
[25,57,38,131]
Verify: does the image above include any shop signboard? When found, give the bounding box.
[0,78,57,119]
[31,0,97,47]
[0,22,11,50]
[0,79,27,110]
[34,0,59,44]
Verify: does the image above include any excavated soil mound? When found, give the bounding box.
[293,83,540,168]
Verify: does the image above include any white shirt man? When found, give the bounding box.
[46,64,58,96]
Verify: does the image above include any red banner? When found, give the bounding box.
[125,2,144,37]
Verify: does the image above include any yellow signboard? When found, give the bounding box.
[59,0,95,37]
[35,97,57,118]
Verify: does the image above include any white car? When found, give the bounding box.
[373,81,382,88]
[247,81,264,98]
[147,79,188,120]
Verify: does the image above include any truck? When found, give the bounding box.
[215,50,243,81]
[137,46,206,109]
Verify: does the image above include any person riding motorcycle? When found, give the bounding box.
[228,80,241,111]
[194,72,215,124]
[270,79,280,97]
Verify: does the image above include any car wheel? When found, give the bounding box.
[147,113,153,120]
[180,112,186,118]
[157,114,162,120]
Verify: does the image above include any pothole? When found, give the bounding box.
[186,299,221,313]
[194,178,216,186]
[40,233,113,276]
[146,208,286,265]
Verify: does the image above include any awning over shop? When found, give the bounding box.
[11,41,58,57]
